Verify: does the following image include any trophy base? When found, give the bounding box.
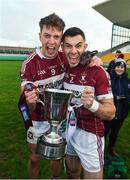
[36,135,66,160]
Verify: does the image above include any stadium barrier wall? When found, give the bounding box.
[0,54,27,61]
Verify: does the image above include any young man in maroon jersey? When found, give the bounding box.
[61,27,116,179]
[19,13,67,179]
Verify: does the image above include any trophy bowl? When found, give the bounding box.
[36,88,73,159]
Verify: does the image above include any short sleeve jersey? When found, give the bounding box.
[63,65,113,137]
[20,48,68,121]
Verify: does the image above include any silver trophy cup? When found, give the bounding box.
[36,88,73,160]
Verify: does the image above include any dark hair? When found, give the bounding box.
[116,50,122,54]
[114,61,126,69]
[62,27,86,42]
[39,13,65,32]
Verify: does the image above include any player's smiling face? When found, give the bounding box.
[39,25,63,59]
[62,35,87,67]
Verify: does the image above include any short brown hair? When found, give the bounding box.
[39,13,65,32]
[62,27,86,42]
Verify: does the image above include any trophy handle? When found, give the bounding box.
[71,92,83,108]
[71,104,83,108]
[37,87,45,107]
[37,99,45,107]
[24,81,45,107]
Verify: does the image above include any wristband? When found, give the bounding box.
[88,99,99,112]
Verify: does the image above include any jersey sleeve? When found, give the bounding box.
[95,67,113,100]
[20,56,34,86]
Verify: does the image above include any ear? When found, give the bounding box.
[61,42,64,51]
[39,32,41,41]
[84,43,88,50]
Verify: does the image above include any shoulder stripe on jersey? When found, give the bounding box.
[21,52,36,73]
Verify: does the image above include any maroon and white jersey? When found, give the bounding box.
[63,65,113,137]
[20,48,68,121]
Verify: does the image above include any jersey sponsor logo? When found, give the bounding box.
[39,73,65,89]
[64,82,86,105]
[45,79,63,89]
[21,73,65,89]
[64,82,86,92]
